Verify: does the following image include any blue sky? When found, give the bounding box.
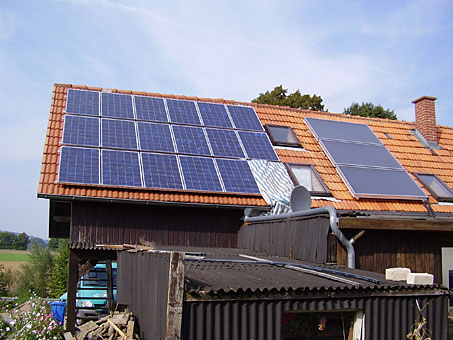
[1,0,452,238]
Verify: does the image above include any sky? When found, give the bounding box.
[1,0,453,239]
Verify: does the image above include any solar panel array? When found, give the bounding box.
[59,89,273,194]
[305,117,427,200]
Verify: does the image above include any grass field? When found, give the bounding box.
[0,250,31,262]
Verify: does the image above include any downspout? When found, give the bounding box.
[244,206,356,269]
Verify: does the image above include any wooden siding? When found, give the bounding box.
[70,201,243,248]
[337,229,453,283]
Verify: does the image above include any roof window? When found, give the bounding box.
[285,163,331,196]
[265,124,302,148]
[414,173,453,202]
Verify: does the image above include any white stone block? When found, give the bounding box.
[406,273,434,285]
[385,267,411,281]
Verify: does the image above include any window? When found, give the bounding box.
[414,173,453,202]
[286,163,331,196]
[264,124,302,148]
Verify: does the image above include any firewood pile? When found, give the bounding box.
[64,312,138,340]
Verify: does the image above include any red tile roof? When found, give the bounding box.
[38,84,453,215]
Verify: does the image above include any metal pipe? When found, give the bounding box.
[244,206,356,269]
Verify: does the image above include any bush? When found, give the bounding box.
[0,264,14,296]
[49,239,69,298]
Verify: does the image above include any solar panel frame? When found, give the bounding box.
[179,155,223,192]
[172,125,211,156]
[137,122,175,153]
[141,152,183,190]
[166,99,201,125]
[101,149,142,187]
[135,96,169,122]
[337,165,427,200]
[227,105,264,131]
[197,102,233,128]
[101,92,135,119]
[216,159,260,194]
[238,131,279,161]
[206,128,245,158]
[62,115,100,147]
[101,119,138,150]
[58,146,100,185]
[65,89,100,116]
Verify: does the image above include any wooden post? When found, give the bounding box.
[66,249,78,334]
[165,252,185,340]
[105,260,115,313]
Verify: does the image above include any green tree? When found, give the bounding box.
[343,102,397,120]
[15,243,55,299]
[49,239,69,298]
[252,85,326,111]
[14,232,29,250]
[47,238,59,250]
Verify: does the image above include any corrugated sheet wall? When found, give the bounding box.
[117,251,170,340]
[183,295,448,340]
[237,215,330,263]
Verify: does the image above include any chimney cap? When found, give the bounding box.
[412,96,437,104]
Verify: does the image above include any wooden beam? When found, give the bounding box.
[106,260,115,313]
[165,252,184,340]
[339,217,453,231]
[66,249,78,334]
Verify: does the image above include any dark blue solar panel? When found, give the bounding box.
[62,115,99,147]
[101,93,134,119]
[227,105,263,131]
[197,102,232,128]
[238,131,279,161]
[135,96,168,122]
[173,126,210,156]
[138,122,174,153]
[141,153,183,190]
[59,147,99,184]
[166,99,201,125]
[66,89,99,116]
[216,159,260,194]
[101,119,137,150]
[206,129,244,158]
[179,156,222,192]
[102,150,142,187]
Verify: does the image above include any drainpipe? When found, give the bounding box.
[244,206,356,269]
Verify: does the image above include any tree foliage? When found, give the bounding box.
[343,102,397,120]
[49,239,69,298]
[0,231,29,250]
[252,85,326,111]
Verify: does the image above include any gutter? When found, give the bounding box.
[244,206,356,269]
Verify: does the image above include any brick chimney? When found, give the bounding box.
[412,96,438,144]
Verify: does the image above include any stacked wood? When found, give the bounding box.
[69,312,138,340]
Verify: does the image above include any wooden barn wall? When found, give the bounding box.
[337,229,453,283]
[70,201,243,248]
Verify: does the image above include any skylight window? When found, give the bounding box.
[414,173,453,202]
[265,124,302,148]
[285,163,331,196]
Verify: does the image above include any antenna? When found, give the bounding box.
[290,185,312,212]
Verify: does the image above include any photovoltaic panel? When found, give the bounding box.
[166,99,201,125]
[101,93,134,119]
[338,165,427,199]
[141,153,183,190]
[59,146,99,185]
[173,125,211,156]
[216,159,260,194]
[197,102,232,128]
[137,122,174,153]
[65,89,100,116]
[227,105,264,131]
[322,140,403,169]
[62,115,99,147]
[238,131,279,161]
[305,117,381,144]
[135,96,168,122]
[179,156,222,192]
[101,119,138,150]
[102,150,142,187]
[206,128,245,158]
